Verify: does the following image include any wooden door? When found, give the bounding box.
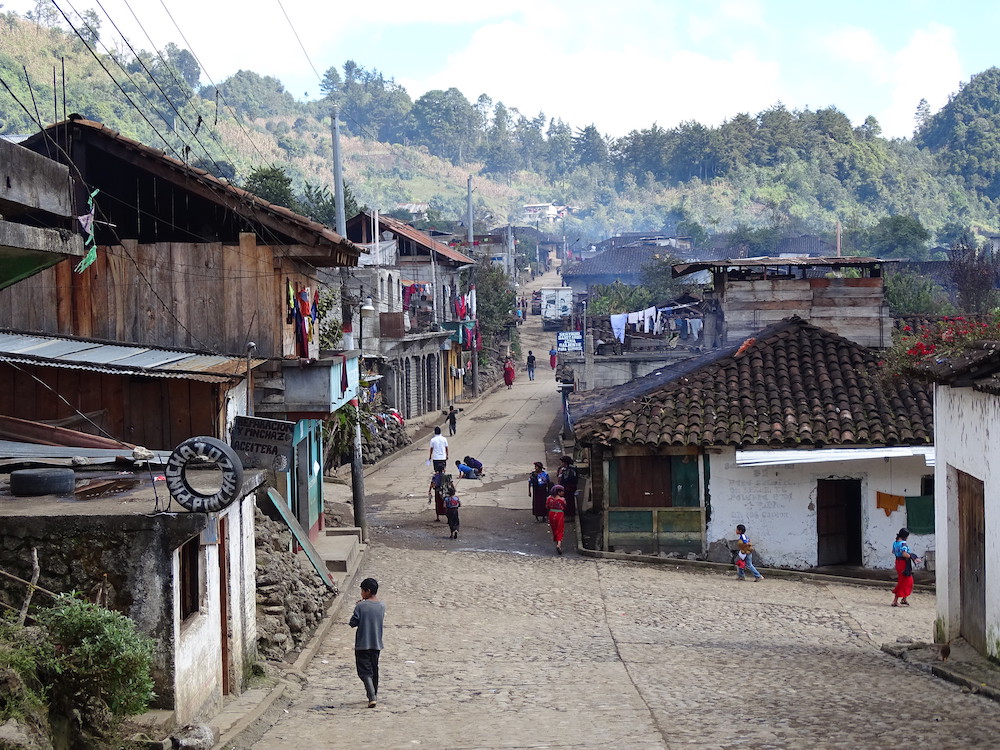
[957,470,987,654]
[816,479,862,566]
[615,456,671,507]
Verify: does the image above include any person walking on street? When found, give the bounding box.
[428,469,448,521]
[892,528,919,607]
[503,357,516,389]
[529,461,550,522]
[735,524,763,581]
[349,577,385,708]
[446,405,458,436]
[549,347,558,370]
[429,426,449,472]
[547,484,568,555]
[526,351,536,381]
[556,455,578,518]
[443,480,461,539]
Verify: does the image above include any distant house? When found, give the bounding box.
[911,342,1000,659]
[522,203,568,223]
[570,317,935,569]
[395,202,430,222]
[561,245,667,295]
[672,256,894,348]
[344,212,477,415]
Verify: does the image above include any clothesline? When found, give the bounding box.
[608,302,703,343]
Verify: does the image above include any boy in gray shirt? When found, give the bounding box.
[349,577,385,707]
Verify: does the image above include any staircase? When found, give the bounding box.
[312,526,367,590]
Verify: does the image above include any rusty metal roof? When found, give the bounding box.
[374,214,475,265]
[672,256,893,277]
[0,330,261,383]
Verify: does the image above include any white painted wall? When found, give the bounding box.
[934,385,1000,656]
[172,536,223,722]
[705,447,933,569]
[171,493,259,722]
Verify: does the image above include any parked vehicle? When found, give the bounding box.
[531,290,542,315]
[539,287,573,331]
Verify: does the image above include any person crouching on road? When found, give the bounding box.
[547,484,568,555]
[463,456,485,476]
[455,459,480,479]
[443,480,461,539]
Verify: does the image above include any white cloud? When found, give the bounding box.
[822,26,884,68]
[878,24,962,137]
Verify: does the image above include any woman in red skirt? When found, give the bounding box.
[891,527,919,606]
[546,484,567,555]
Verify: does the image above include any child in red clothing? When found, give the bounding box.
[546,484,567,555]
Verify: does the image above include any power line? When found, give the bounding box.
[155,0,273,167]
[276,0,323,83]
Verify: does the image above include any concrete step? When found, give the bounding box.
[312,532,365,574]
[325,526,363,542]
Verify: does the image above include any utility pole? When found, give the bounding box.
[468,175,479,397]
[331,104,365,540]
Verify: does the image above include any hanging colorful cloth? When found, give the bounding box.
[74,188,100,273]
[312,288,320,327]
[286,279,296,324]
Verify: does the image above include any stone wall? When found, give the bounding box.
[360,414,411,465]
[254,507,337,659]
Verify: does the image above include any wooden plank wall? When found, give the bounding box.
[722,278,889,347]
[0,363,224,449]
[0,235,314,358]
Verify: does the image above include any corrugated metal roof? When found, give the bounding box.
[0,330,260,383]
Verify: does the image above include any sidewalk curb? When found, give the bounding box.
[881,642,1000,704]
[573,526,934,591]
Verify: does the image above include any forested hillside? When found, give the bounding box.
[2,10,999,251]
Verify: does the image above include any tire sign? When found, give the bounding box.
[165,437,244,512]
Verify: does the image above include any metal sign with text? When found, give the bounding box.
[231,416,295,471]
[557,331,583,352]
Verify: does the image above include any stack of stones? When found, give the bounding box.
[360,414,411,464]
[254,507,337,660]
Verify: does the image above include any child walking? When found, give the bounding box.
[735,524,764,581]
[443,480,461,539]
[349,578,386,708]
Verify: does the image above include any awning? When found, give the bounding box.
[0,330,262,383]
[735,446,934,467]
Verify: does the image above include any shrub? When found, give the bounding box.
[34,594,155,718]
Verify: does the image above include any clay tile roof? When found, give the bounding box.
[571,316,934,449]
[562,245,665,278]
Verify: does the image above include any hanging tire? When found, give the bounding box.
[10,468,76,496]
[165,437,244,512]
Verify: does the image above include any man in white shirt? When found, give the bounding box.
[429,426,449,472]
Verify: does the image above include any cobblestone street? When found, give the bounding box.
[248,541,1000,749]
[245,277,1000,749]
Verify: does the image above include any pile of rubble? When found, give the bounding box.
[254,507,337,660]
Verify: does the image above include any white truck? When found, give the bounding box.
[539,286,573,331]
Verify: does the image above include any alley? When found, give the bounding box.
[244,277,1000,749]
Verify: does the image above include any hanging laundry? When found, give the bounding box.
[627,311,642,326]
[679,318,689,339]
[610,313,628,343]
[689,318,703,340]
[286,279,296,324]
[643,306,657,333]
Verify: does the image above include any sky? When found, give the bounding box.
[5,0,999,139]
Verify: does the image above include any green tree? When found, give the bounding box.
[243,165,300,212]
[865,215,930,260]
[586,281,652,315]
[884,271,953,316]
[468,259,516,351]
[406,88,478,163]
[300,181,360,226]
[640,253,688,303]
